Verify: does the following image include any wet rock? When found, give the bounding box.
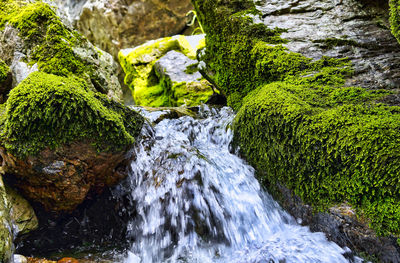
[51,0,193,60]
[57,258,78,263]
[5,185,38,237]
[14,254,28,263]
[0,1,122,100]
[275,183,400,263]
[120,35,213,107]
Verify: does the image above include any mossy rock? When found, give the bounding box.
[119,35,212,107]
[2,71,143,158]
[0,0,121,99]
[193,0,400,238]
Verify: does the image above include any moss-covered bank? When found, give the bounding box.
[193,0,400,238]
[2,72,143,158]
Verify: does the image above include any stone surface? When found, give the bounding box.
[257,0,400,90]
[14,254,28,263]
[120,34,213,107]
[52,0,193,59]
[5,185,38,237]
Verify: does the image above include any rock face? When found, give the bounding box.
[52,0,193,60]
[120,35,213,107]
[193,0,400,261]
[0,1,122,100]
[0,72,144,212]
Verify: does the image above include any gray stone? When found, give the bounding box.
[257,0,400,90]
[155,50,202,83]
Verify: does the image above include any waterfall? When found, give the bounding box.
[112,106,358,263]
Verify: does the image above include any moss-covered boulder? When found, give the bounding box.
[0,72,144,211]
[0,0,122,100]
[193,0,400,260]
[119,35,213,107]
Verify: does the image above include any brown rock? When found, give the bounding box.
[57,258,79,263]
[0,141,131,212]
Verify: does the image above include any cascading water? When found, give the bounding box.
[115,105,357,263]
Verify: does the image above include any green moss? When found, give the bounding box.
[0,60,9,83]
[390,0,400,44]
[194,0,400,236]
[2,72,143,158]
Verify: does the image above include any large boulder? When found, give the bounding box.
[0,0,122,100]
[51,0,193,60]
[119,35,213,107]
[0,72,144,212]
[193,0,400,261]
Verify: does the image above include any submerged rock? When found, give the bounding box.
[119,34,213,107]
[0,0,122,100]
[0,72,144,212]
[51,0,193,60]
[193,0,400,261]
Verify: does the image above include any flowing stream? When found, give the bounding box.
[112,106,355,263]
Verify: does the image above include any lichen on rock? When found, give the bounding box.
[119,35,213,107]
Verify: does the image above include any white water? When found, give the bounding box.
[117,106,353,263]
